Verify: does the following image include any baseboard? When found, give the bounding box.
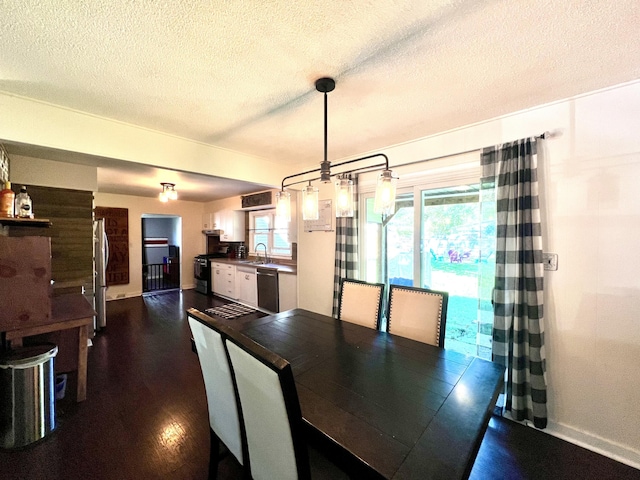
[496,398,640,470]
[544,421,640,470]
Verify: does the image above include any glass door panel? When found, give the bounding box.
[386,192,414,287]
[419,185,495,359]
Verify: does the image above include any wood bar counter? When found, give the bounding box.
[4,294,95,402]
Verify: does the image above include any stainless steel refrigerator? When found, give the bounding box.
[94,219,109,330]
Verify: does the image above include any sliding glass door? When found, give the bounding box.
[362,182,495,359]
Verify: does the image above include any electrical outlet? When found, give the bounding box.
[543,253,558,271]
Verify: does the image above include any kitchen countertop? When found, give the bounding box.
[209,258,297,274]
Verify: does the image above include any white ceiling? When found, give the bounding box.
[2,0,639,202]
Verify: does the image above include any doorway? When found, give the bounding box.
[141,215,182,293]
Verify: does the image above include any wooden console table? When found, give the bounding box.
[4,294,95,402]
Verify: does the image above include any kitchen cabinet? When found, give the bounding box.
[202,213,218,230]
[214,209,245,242]
[278,272,297,312]
[236,265,257,307]
[211,262,237,299]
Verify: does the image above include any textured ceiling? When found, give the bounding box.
[1,0,639,201]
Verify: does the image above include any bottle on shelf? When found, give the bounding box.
[14,185,34,219]
[0,181,15,218]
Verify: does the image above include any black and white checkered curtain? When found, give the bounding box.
[481,137,547,429]
[332,174,358,317]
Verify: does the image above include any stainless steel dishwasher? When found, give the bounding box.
[257,267,279,312]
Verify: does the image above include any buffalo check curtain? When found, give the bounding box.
[332,174,359,317]
[481,137,548,429]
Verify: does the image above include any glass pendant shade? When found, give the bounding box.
[276,190,291,222]
[159,183,177,202]
[335,177,354,218]
[373,170,397,215]
[302,184,319,220]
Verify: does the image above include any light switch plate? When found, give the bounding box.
[543,253,558,271]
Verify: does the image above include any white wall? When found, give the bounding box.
[0,92,290,187]
[297,80,640,467]
[94,192,206,299]
[10,154,98,191]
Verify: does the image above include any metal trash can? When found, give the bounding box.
[0,343,58,449]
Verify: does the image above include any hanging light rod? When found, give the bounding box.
[276,77,398,220]
[280,152,390,190]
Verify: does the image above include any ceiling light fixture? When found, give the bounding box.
[277,77,397,221]
[159,182,178,202]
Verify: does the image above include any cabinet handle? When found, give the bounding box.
[245,274,249,280]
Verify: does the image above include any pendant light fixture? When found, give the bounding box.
[301,182,319,220]
[159,182,178,202]
[275,189,291,222]
[276,77,397,222]
[373,170,397,215]
[335,174,354,218]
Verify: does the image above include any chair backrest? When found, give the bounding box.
[338,278,385,330]
[187,309,244,465]
[224,328,310,480]
[387,285,449,347]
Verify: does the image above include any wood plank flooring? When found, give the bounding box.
[1,289,638,479]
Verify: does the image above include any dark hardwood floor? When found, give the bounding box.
[1,289,638,479]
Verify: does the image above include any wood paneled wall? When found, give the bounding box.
[16,185,94,294]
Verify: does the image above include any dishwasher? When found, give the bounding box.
[256,267,279,313]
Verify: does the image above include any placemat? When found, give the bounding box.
[205,303,257,320]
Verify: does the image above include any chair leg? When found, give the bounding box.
[209,428,221,480]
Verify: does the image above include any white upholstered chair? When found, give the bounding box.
[187,309,245,479]
[386,285,449,347]
[338,278,385,330]
[224,328,349,480]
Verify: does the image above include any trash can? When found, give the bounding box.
[0,343,58,449]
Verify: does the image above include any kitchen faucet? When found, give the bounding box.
[255,243,268,264]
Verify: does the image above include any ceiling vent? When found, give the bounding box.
[241,191,275,210]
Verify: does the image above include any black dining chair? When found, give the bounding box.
[223,326,350,480]
[187,309,247,479]
[337,278,385,330]
[387,284,449,348]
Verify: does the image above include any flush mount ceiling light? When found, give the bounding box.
[159,182,178,202]
[277,77,397,221]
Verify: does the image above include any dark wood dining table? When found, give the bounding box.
[195,307,504,479]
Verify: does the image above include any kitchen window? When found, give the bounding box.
[248,209,291,259]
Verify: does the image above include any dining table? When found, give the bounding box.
[193,307,505,479]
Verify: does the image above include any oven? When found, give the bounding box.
[194,255,210,294]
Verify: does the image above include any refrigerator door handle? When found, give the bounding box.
[104,231,109,268]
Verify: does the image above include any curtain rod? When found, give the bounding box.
[387,131,550,171]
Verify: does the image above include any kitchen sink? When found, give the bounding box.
[236,260,273,265]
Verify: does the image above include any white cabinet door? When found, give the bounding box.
[211,262,225,295]
[278,273,297,312]
[236,266,257,307]
[202,213,218,230]
[216,210,246,242]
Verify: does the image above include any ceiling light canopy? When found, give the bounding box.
[277,77,398,221]
[159,182,178,202]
